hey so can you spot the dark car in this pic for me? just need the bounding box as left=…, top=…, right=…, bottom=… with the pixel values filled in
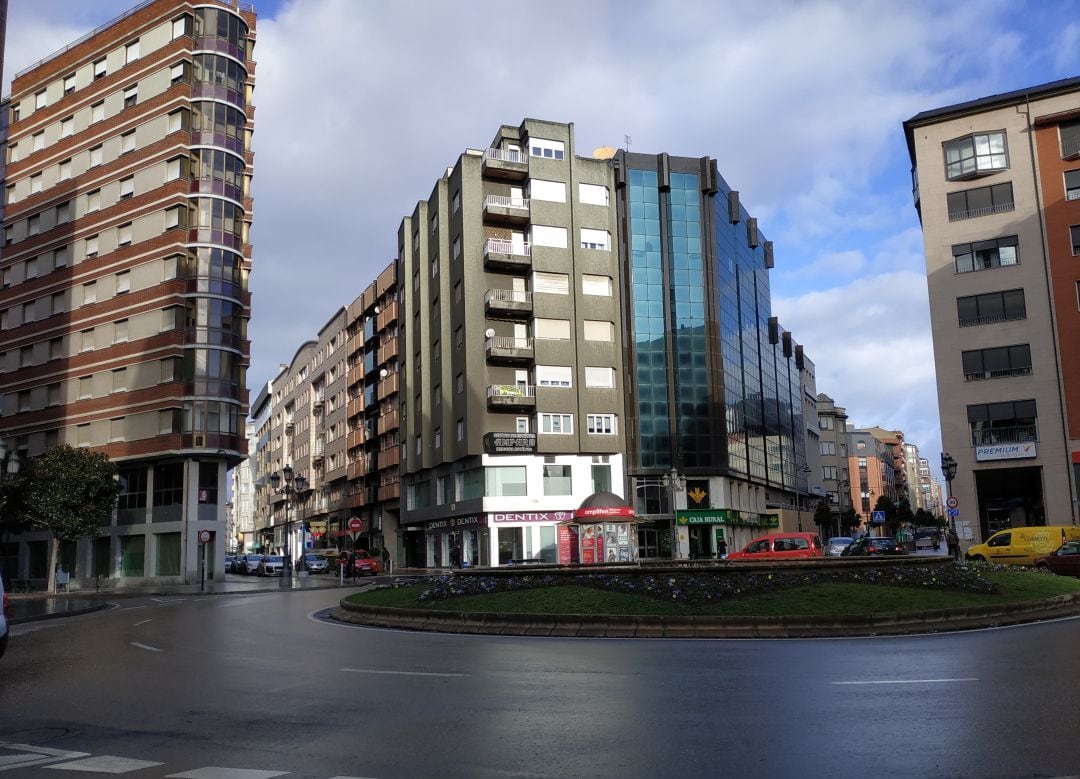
left=841, top=536, right=905, bottom=556
left=1034, top=541, right=1080, bottom=577
left=224, top=554, right=236, bottom=573
left=237, top=554, right=264, bottom=575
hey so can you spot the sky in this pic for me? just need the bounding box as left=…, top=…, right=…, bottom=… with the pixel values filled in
left=6, top=0, right=1080, bottom=487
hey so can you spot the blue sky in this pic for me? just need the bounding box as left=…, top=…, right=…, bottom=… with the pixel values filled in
left=7, top=0, right=1080, bottom=487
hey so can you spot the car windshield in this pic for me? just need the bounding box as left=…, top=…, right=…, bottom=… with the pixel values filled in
left=828, top=538, right=852, bottom=545
left=264, top=556, right=283, bottom=563
left=247, top=555, right=263, bottom=561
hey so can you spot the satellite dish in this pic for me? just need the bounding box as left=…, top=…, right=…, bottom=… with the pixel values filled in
left=374, top=305, right=380, bottom=314
left=485, top=328, right=495, bottom=338
left=379, top=368, right=388, bottom=378
left=592, top=146, right=617, bottom=160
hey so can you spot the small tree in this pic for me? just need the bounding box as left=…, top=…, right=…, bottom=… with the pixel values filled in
left=913, top=507, right=935, bottom=527
left=25, top=445, right=120, bottom=592
left=0, top=465, right=32, bottom=545
left=813, top=499, right=833, bottom=538
left=839, top=507, right=859, bottom=536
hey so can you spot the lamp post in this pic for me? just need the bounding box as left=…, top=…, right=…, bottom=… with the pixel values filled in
left=270, top=465, right=307, bottom=583
left=662, top=469, right=686, bottom=558
left=794, top=464, right=812, bottom=532
left=0, top=441, right=22, bottom=540
left=941, top=452, right=957, bottom=533
left=837, top=479, right=850, bottom=537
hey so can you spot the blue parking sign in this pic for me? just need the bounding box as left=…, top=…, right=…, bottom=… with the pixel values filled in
left=947, top=508, right=959, bottom=517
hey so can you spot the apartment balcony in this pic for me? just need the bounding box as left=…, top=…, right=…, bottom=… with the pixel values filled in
left=347, top=396, right=365, bottom=418
left=345, top=492, right=365, bottom=509
left=970, top=423, right=1038, bottom=447
left=312, top=388, right=325, bottom=410
left=377, top=372, right=399, bottom=400
left=377, top=411, right=400, bottom=435
left=347, top=460, right=366, bottom=481
left=482, top=147, right=529, bottom=179
left=347, top=428, right=366, bottom=449
left=487, top=384, right=536, bottom=411
left=378, top=447, right=401, bottom=469
left=485, top=288, right=533, bottom=319
left=1063, top=135, right=1080, bottom=160
left=376, top=300, right=399, bottom=330
left=347, top=332, right=363, bottom=357
left=378, top=481, right=401, bottom=501
left=483, top=238, right=532, bottom=272
left=485, top=336, right=534, bottom=364
left=312, top=440, right=325, bottom=461
left=377, top=336, right=399, bottom=366
left=482, top=194, right=530, bottom=225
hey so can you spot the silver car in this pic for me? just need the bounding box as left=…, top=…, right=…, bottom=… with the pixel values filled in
left=825, top=537, right=854, bottom=557
left=301, top=554, right=330, bottom=573
left=258, top=555, right=284, bottom=576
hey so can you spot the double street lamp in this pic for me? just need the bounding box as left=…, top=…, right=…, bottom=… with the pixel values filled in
left=941, top=452, right=957, bottom=532
left=270, top=465, right=307, bottom=582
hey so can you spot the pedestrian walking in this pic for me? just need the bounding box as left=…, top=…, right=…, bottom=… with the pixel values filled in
left=381, top=547, right=391, bottom=574
left=947, top=528, right=961, bottom=561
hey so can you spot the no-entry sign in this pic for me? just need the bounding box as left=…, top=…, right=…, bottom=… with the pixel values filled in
left=347, top=518, right=363, bottom=533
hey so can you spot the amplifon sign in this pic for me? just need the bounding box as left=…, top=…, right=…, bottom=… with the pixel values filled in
left=489, top=511, right=574, bottom=523
left=975, top=442, right=1037, bottom=462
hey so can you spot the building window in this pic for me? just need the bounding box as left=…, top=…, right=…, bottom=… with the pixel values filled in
left=582, top=274, right=613, bottom=296
left=80, top=329, right=94, bottom=352
left=820, top=441, right=836, bottom=456
left=32, top=131, right=44, bottom=152
left=591, top=458, right=612, bottom=493
left=822, top=466, right=839, bottom=480
left=580, top=228, right=611, bottom=251
left=584, top=366, right=615, bottom=388
left=957, top=289, right=1026, bottom=327
left=452, top=236, right=461, bottom=260
left=120, top=176, right=134, bottom=199
left=967, top=399, right=1037, bottom=446
left=452, top=190, right=460, bottom=214
left=529, top=138, right=564, bottom=160
left=116, top=270, right=130, bottom=294
left=953, top=236, right=1018, bottom=273
left=56, top=201, right=70, bottom=224
left=947, top=182, right=1014, bottom=221
left=60, top=116, right=74, bottom=138
left=456, top=418, right=464, bottom=441
left=121, top=131, right=136, bottom=154
left=59, top=159, right=72, bottom=181
left=93, top=58, right=107, bottom=79
left=123, top=85, right=138, bottom=108
left=89, top=145, right=103, bottom=167
left=539, top=413, right=573, bottom=434
left=166, top=157, right=183, bottom=181
left=19, top=346, right=33, bottom=367
left=943, top=131, right=1008, bottom=180
left=63, top=74, right=76, bottom=94
left=515, top=417, right=529, bottom=433
left=27, top=215, right=40, bottom=236
left=30, top=173, right=42, bottom=193
left=486, top=466, right=527, bottom=497
left=86, top=189, right=101, bottom=212
left=34, top=90, right=47, bottom=110
left=85, top=235, right=99, bottom=259
left=818, top=415, right=835, bottom=431
left=22, top=302, right=35, bottom=323
left=125, top=40, right=140, bottom=64
left=534, top=318, right=571, bottom=340
left=83, top=281, right=97, bottom=304
left=1061, top=120, right=1080, bottom=159
left=579, top=182, right=609, bottom=206
left=1071, top=225, right=1080, bottom=256
left=543, top=464, right=572, bottom=496
left=586, top=414, right=616, bottom=434
left=170, top=63, right=185, bottom=85
left=433, top=427, right=441, bottom=449
left=536, top=365, right=572, bottom=387
left=455, top=373, right=463, bottom=394
left=583, top=320, right=614, bottom=342
left=117, top=223, right=133, bottom=247
left=91, top=101, right=104, bottom=123
left=533, top=271, right=569, bottom=295
left=962, top=344, right=1032, bottom=381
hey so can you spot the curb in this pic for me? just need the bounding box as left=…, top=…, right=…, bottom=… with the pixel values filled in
left=9, top=602, right=111, bottom=625
left=331, top=592, right=1080, bottom=638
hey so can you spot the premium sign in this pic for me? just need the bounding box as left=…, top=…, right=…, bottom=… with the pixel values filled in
left=489, top=511, right=574, bottom=523
left=975, top=442, right=1037, bottom=461
left=483, top=432, right=537, bottom=454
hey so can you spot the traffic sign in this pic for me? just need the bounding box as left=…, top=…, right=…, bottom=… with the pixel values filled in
left=946, top=496, right=959, bottom=509
left=198, top=529, right=211, bottom=543
left=871, top=511, right=886, bottom=524
left=347, top=517, right=363, bottom=532
left=947, top=508, right=959, bottom=517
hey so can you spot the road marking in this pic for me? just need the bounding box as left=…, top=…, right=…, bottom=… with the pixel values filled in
left=340, top=668, right=467, bottom=677
left=46, top=755, right=163, bottom=773
left=130, top=642, right=163, bottom=653
left=133, top=619, right=152, bottom=627
left=0, top=744, right=90, bottom=772
left=113, top=605, right=146, bottom=611
left=150, top=598, right=185, bottom=605
left=832, top=677, right=978, bottom=685
left=216, top=599, right=254, bottom=608
left=165, top=768, right=289, bottom=778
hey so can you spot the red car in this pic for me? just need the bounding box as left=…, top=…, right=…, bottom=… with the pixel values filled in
left=350, top=550, right=380, bottom=576
left=726, top=532, right=824, bottom=561
left=1034, top=540, right=1080, bottom=577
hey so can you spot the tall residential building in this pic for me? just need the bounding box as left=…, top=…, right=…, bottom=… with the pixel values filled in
left=0, top=0, right=255, bottom=585
left=816, top=393, right=853, bottom=534
left=227, top=418, right=255, bottom=552
left=848, top=429, right=895, bottom=531
left=611, top=151, right=812, bottom=556
left=397, top=119, right=626, bottom=567
left=905, top=77, right=1080, bottom=539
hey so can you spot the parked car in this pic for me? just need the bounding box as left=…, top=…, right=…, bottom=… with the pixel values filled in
left=299, top=553, right=329, bottom=573
left=825, top=537, right=853, bottom=557
left=351, top=550, right=380, bottom=575
left=967, top=526, right=1080, bottom=566
left=1034, top=541, right=1080, bottom=577
left=237, top=554, right=263, bottom=575
left=224, top=555, right=236, bottom=573
left=1, top=573, right=8, bottom=660
left=841, top=536, right=905, bottom=557
left=726, top=532, right=824, bottom=561
left=257, top=555, right=285, bottom=577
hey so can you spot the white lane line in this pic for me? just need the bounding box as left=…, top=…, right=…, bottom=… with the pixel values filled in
left=130, top=642, right=163, bottom=653
left=133, top=619, right=152, bottom=627
left=165, top=767, right=290, bottom=778
left=113, top=605, right=146, bottom=611
left=340, top=668, right=467, bottom=677
left=150, top=598, right=185, bottom=605
left=832, top=677, right=978, bottom=685
left=0, top=744, right=90, bottom=773
left=216, top=599, right=255, bottom=608
left=45, top=755, right=164, bottom=772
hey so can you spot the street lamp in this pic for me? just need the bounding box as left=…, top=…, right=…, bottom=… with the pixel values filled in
left=941, top=452, right=957, bottom=532
left=270, top=465, right=307, bottom=583
left=662, top=469, right=686, bottom=559
left=837, top=479, right=850, bottom=537
left=794, top=464, right=812, bottom=532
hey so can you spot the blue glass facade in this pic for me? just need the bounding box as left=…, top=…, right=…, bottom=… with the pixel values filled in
left=622, top=156, right=803, bottom=491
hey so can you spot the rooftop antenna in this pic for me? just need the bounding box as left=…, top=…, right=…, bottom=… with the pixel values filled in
left=624, top=134, right=632, bottom=152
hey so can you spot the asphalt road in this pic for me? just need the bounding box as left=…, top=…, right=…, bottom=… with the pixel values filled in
left=2, top=585, right=1080, bottom=778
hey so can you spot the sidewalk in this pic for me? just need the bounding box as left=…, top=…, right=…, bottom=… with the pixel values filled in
left=5, top=572, right=425, bottom=625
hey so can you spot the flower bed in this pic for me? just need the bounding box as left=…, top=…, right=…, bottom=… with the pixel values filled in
left=411, top=562, right=997, bottom=606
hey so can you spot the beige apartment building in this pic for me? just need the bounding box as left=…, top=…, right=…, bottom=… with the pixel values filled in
left=0, top=0, right=255, bottom=585
left=905, top=78, right=1080, bottom=539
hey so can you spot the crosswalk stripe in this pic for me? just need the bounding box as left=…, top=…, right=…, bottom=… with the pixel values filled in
left=46, top=755, right=164, bottom=773
left=165, top=768, right=289, bottom=778
left=0, top=744, right=90, bottom=773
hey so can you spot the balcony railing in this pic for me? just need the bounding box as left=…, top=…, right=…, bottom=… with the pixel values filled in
left=958, top=310, right=1026, bottom=327
left=485, top=289, right=533, bottom=306
left=484, top=194, right=530, bottom=210
left=965, top=366, right=1033, bottom=381
left=1062, top=134, right=1080, bottom=159
left=970, top=423, right=1038, bottom=446
left=948, top=201, right=1015, bottom=222
left=485, top=148, right=528, bottom=164
left=485, top=238, right=531, bottom=257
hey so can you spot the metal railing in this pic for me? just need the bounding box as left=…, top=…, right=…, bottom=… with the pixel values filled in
left=1062, top=135, right=1080, bottom=159
left=970, top=423, right=1038, bottom=446
left=485, top=238, right=531, bottom=256
left=948, top=201, right=1015, bottom=222
left=484, top=194, right=530, bottom=210
left=485, top=289, right=533, bottom=305
left=487, top=384, right=536, bottom=399
left=964, top=366, right=1032, bottom=381
left=485, top=148, right=528, bottom=164
left=486, top=336, right=534, bottom=351
left=958, top=310, right=1026, bottom=327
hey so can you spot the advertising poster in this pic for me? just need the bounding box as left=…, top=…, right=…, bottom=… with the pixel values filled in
left=594, top=524, right=604, bottom=562
left=582, top=524, right=597, bottom=564
left=557, top=525, right=579, bottom=564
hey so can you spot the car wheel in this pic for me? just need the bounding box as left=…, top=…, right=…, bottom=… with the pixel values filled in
left=970, top=555, right=985, bottom=562
left=1036, top=563, right=1050, bottom=573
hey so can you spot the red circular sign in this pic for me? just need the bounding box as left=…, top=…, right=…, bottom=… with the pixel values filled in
left=198, top=529, right=211, bottom=543
left=347, top=518, right=363, bottom=532
left=946, top=497, right=959, bottom=509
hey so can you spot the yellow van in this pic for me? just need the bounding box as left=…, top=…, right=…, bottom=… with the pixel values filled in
left=966, top=526, right=1080, bottom=566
